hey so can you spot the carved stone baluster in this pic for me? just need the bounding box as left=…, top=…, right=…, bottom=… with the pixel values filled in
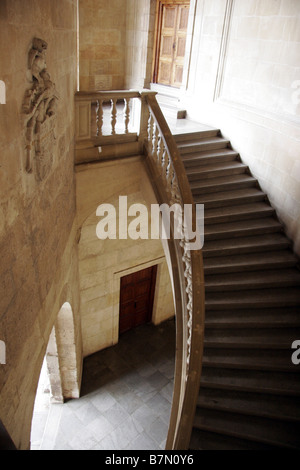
left=96, top=99, right=103, bottom=137
left=148, top=113, right=154, bottom=151
left=152, top=125, right=159, bottom=158
left=162, top=147, right=168, bottom=179
left=111, top=98, right=117, bottom=135
left=139, top=94, right=150, bottom=144
left=167, top=157, right=175, bottom=188
left=181, top=240, right=193, bottom=371
left=124, top=98, right=130, bottom=134
left=157, top=134, right=164, bottom=167
left=170, top=170, right=181, bottom=206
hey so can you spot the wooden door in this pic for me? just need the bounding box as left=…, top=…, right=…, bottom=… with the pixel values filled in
left=155, top=2, right=190, bottom=88
left=119, top=265, right=157, bottom=335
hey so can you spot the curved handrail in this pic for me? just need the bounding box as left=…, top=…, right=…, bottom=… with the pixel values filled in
left=141, top=93, right=205, bottom=450
left=74, top=89, right=205, bottom=448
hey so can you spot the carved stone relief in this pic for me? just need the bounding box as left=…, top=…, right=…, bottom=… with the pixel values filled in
left=22, top=38, right=58, bottom=181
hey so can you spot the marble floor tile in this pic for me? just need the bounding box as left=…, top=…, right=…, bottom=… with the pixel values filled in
left=31, top=319, right=176, bottom=450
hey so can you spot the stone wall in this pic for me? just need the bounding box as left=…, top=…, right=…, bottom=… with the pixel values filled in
left=125, top=0, right=156, bottom=89
left=0, top=0, right=82, bottom=449
left=180, top=0, right=300, bottom=254
left=79, top=0, right=127, bottom=90
left=76, top=157, right=175, bottom=357
left=78, top=0, right=156, bottom=91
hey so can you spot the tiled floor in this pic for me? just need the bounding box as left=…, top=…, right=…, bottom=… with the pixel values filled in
left=31, top=319, right=176, bottom=451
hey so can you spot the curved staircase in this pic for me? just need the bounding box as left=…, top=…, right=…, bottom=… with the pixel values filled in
left=174, top=128, right=300, bottom=450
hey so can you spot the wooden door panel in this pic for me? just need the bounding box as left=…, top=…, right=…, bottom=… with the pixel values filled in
left=157, top=5, right=177, bottom=86
left=161, top=35, right=174, bottom=56
left=171, top=4, right=189, bottom=87
left=162, top=5, right=176, bottom=29
left=135, top=311, right=149, bottom=328
left=135, top=267, right=152, bottom=281
left=135, top=280, right=151, bottom=298
left=119, top=302, right=135, bottom=334
left=119, top=265, right=157, bottom=335
left=173, top=65, right=183, bottom=88
left=120, top=285, right=134, bottom=303
left=155, top=2, right=190, bottom=88
left=135, top=298, right=149, bottom=311
left=158, top=61, right=172, bottom=85
left=121, top=272, right=135, bottom=286
left=178, top=4, right=189, bottom=31
left=176, top=36, right=187, bottom=58
left=120, top=302, right=135, bottom=314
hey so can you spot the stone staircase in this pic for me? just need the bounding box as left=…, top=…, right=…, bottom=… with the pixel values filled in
left=174, top=129, right=300, bottom=450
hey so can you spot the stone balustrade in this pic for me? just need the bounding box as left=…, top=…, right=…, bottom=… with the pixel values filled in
left=74, top=89, right=205, bottom=450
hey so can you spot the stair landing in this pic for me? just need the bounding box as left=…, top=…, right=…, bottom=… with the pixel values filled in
left=168, top=118, right=218, bottom=139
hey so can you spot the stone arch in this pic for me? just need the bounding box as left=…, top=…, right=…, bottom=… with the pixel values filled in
left=52, top=301, right=81, bottom=399
left=45, top=324, right=64, bottom=403
left=36, top=300, right=80, bottom=405
left=31, top=293, right=82, bottom=448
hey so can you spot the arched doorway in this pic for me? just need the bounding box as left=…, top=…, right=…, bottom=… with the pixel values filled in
left=30, top=325, right=63, bottom=450
left=30, top=302, right=80, bottom=450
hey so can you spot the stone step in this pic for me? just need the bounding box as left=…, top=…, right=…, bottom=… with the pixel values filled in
left=204, top=327, right=300, bottom=349
left=200, top=367, right=300, bottom=396
left=182, top=148, right=239, bottom=167
left=204, top=307, right=300, bottom=329
left=160, top=104, right=187, bottom=120
left=204, top=217, right=283, bottom=241
left=178, top=137, right=230, bottom=155
left=193, top=408, right=300, bottom=449
left=186, top=161, right=248, bottom=181
left=205, top=287, right=300, bottom=310
left=204, top=202, right=274, bottom=225
left=197, top=389, right=300, bottom=422
left=202, top=349, right=299, bottom=373
left=203, top=233, right=291, bottom=257
left=174, top=129, right=220, bottom=143
left=190, top=429, right=279, bottom=450
left=195, top=187, right=267, bottom=209
left=204, top=249, right=298, bottom=275
left=205, top=268, right=300, bottom=292
left=191, top=174, right=257, bottom=194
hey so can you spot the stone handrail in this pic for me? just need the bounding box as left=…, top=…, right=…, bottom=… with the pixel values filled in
left=140, top=92, right=205, bottom=449
left=74, top=90, right=205, bottom=449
